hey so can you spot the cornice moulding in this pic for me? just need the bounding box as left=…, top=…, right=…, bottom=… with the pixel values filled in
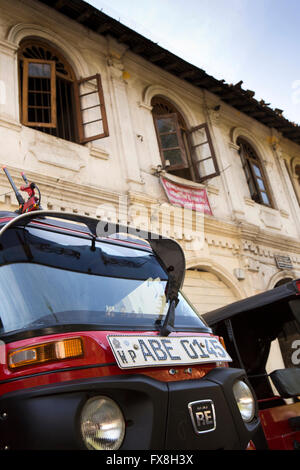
left=89, top=145, right=110, bottom=160
left=0, top=167, right=122, bottom=207
left=0, top=116, right=22, bottom=132
left=0, top=39, right=18, bottom=55
left=241, top=230, right=300, bottom=254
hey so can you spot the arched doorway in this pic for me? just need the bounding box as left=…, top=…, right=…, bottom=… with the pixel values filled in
left=274, top=278, right=293, bottom=288
left=182, top=269, right=238, bottom=315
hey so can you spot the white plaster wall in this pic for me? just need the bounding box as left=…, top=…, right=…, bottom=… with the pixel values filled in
left=0, top=0, right=299, bottom=301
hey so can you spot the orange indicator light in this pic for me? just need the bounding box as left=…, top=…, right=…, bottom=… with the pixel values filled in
left=8, top=337, right=84, bottom=369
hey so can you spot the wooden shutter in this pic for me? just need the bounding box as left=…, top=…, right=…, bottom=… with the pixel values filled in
left=74, top=74, right=109, bottom=143
left=239, top=139, right=272, bottom=207
left=154, top=113, right=188, bottom=170
left=22, top=58, right=57, bottom=128
left=188, top=123, right=220, bottom=182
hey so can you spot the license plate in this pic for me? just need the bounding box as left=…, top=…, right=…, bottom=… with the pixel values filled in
left=107, top=335, right=232, bottom=369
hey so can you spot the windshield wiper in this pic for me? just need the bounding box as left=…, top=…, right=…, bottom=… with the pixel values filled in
left=148, top=238, right=185, bottom=336
left=159, top=298, right=178, bottom=336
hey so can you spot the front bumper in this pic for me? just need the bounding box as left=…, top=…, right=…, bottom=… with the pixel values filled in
left=0, top=367, right=264, bottom=450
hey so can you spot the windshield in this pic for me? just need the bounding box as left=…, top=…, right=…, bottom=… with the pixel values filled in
left=0, top=226, right=209, bottom=336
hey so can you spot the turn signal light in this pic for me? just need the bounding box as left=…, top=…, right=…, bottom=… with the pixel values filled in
left=219, top=336, right=227, bottom=350
left=8, top=337, right=84, bottom=369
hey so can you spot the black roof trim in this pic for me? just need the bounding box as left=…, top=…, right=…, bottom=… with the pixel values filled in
left=203, top=279, right=299, bottom=326
left=0, top=211, right=151, bottom=250
left=36, top=0, right=300, bottom=145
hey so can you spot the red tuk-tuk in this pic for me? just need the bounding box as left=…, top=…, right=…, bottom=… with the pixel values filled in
left=203, top=282, right=300, bottom=450
left=0, top=169, right=265, bottom=450
left=0, top=207, right=266, bottom=450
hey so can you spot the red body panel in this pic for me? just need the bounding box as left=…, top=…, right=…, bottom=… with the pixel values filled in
left=0, top=331, right=224, bottom=396
left=259, top=401, right=300, bottom=450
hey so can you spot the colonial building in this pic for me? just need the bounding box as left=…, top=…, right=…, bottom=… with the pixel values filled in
left=0, top=0, right=300, bottom=327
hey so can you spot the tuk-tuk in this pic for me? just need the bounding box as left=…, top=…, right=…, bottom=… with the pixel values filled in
left=203, top=281, right=300, bottom=450
left=0, top=169, right=264, bottom=450
left=0, top=209, right=265, bottom=450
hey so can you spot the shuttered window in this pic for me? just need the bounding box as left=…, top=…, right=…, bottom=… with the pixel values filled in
left=154, top=113, right=188, bottom=170
left=74, top=74, right=109, bottom=143
left=152, top=97, right=219, bottom=183
left=19, top=40, right=109, bottom=144
left=188, top=123, right=220, bottom=182
left=22, top=58, right=57, bottom=128
left=238, top=138, right=272, bottom=207
left=296, top=165, right=300, bottom=187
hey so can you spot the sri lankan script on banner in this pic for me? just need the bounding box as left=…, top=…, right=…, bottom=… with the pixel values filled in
left=160, top=177, right=213, bottom=215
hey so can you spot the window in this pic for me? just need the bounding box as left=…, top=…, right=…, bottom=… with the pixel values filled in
left=152, top=97, right=219, bottom=183
left=22, top=58, right=57, bottom=128
left=152, top=97, right=192, bottom=180
left=294, top=165, right=300, bottom=205
left=18, top=40, right=109, bottom=144
left=189, top=123, right=220, bottom=182
left=295, top=165, right=300, bottom=186
left=284, top=159, right=300, bottom=206
left=237, top=138, right=272, bottom=207
left=154, top=113, right=188, bottom=170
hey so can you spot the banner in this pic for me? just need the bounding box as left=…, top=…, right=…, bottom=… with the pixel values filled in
left=160, top=177, right=213, bottom=215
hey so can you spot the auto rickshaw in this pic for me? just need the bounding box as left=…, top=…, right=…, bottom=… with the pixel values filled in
left=0, top=168, right=264, bottom=450
left=203, top=281, right=300, bottom=450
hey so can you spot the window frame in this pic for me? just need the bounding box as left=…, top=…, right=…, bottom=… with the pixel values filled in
left=238, top=139, right=273, bottom=207
left=187, top=123, right=220, bottom=182
left=153, top=112, right=189, bottom=171
left=151, top=97, right=219, bottom=184
left=74, top=74, right=109, bottom=144
left=284, top=159, right=300, bottom=206
left=22, top=58, right=57, bottom=129
left=18, top=41, right=109, bottom=145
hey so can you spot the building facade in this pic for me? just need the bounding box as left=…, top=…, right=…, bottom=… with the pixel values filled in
left=0, top=0, right=300, bottom=327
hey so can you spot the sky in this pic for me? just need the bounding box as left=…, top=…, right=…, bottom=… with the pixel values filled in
left=86, top=0, right=300, bottom=125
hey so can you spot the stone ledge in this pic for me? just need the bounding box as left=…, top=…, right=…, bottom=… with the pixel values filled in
left=0, top=116, right=22, bottom=132
left=89, top=144, right=110, bottom=160
left=244, top=197, right=255, bottom=207
left=25, top=131, right=86, bottom=172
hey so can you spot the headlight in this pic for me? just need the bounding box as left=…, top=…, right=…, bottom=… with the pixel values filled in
left=233, top=380, right=255, bottom=422
left=80, top=396, right=125, bottom=450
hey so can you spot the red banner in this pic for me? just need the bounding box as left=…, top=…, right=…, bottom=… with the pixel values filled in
left=161, top=177, right=213, bottom=215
